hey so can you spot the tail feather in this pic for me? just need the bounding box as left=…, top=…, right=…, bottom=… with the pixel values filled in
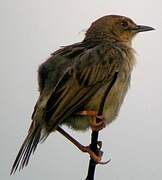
left=10, top=124, right=41, bottom=175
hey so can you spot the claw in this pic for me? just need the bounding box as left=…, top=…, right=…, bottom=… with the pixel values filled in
left=81, top=143, right=110, bottom=165
left=90, top=115, right=106, bottom=132
left=97, top=141, right=102, bottom=150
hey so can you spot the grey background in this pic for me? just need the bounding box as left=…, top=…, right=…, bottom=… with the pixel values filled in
left=0, top=0, right=161, bottom=180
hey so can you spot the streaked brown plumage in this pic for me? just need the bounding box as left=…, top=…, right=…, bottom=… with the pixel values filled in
left=11, top=15, right=154, bottom=174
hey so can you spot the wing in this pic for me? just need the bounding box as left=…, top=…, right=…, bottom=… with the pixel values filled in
left=43, top=43, right=122, bottom=131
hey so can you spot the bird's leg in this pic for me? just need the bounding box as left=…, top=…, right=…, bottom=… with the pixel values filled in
left=56, top=126, right=108, bottom=164
left=76, top=110, right=106, bottom=131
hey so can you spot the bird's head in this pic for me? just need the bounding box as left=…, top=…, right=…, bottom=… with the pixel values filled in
left=85, top=15, right=154, bottom=44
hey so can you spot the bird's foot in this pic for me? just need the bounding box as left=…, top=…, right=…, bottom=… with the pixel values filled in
left=57, top=127, right=110, bottom=165
left=81, top=141, right=110, bottom=164
left=76, top=110, right=106, bottom=132
left=90, top=114, right=106, bottom=132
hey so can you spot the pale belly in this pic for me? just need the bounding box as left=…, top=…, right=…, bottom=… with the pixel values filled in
left=62, top=71, right=130, bottom=131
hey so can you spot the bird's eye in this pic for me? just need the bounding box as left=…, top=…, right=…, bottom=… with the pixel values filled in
left=121, top=21, right=129, bottom=29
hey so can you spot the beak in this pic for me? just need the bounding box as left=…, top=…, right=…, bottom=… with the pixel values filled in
left=134, top=25, right=155, bottom=33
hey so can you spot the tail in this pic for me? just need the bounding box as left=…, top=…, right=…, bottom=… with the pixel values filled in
left=10, top=122, right=42, bottom=175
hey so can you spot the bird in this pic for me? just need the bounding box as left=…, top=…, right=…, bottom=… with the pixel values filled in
left=11, top=15, right=154, bottom=174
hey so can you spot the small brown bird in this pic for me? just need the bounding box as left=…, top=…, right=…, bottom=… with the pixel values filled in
left=11, top=15, right=154, bottom=174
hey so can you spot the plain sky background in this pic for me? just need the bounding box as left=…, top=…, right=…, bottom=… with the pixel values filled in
left=0, top=0, right=162, bottom=180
